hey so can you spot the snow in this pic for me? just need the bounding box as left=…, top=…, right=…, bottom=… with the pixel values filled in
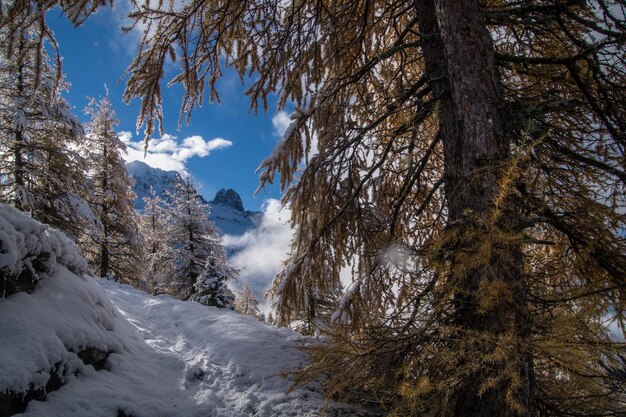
left=0, top=266, right=123, bottom=395
left=95, top=280, right=332, bottom=417
left=1, top=276, right=353, bottom=417
left=209, top=202, right=261, bottom=236
left=0, top=205, right=87, bottom=281
left=0, top=205, right=371, bottom=417
left=128, top=161, right=261, bottom=235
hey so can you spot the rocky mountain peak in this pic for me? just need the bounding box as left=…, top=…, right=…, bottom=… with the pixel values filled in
left=212, top=188, right=244, bottom=212
left=128, top=163, right=261, bottom=235
left=127, top=161, right=182, bottom=211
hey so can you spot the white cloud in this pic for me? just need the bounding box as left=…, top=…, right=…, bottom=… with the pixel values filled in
left=119, top=131, right=232, bottom=172
left=272, top=111, right=291, bottom=137
left=222, top=199, right=293, bottom=312
left=118, top=131, right=133, bottom=144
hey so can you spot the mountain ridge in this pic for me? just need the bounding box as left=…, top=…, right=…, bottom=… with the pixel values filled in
left=127, top=161, right=261, bottom=236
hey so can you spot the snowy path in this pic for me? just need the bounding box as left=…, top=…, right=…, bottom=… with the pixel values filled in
left=14, top=279, right=345, bottom=417
left=97, top=280, right=325, bottom=417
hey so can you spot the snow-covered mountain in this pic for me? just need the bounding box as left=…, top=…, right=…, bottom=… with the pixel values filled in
left=126, top=161, right=261, bottom=235
left=126, top=161, right=181, bottom=212
left=209, top=188, right=262, bottom=236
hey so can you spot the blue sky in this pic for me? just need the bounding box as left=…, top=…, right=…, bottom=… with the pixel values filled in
left=48, top=6, right=290, bottom=211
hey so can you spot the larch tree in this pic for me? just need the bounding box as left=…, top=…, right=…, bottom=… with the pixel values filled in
left=3, top=0, right=625, bottom=416
left=81, top=97, right=144, bottom=286
left=163, top=175, right=224, bottom=300
left=140, top=190, right=170, bottom=293
left=273, top=264, right=343, bottom=335
left=234, top=280, right=261, bottom=319
left=0, top=23, right=95, bottom=240
left=120, top=1, right=626, bottom=415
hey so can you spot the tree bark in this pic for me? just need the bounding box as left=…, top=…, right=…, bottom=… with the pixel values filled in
left=100, top=131, right=110, bottom=278
left=99, top=242, right=109, bottom=278
left=435, top=0, right=507, bottom=215
left=417, top=0, right=532, bottom=415
left=14, top=46, right=25, bottom=211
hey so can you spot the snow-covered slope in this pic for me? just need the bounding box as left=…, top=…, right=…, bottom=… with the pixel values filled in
left=9, top=279, right=340, bottom=417
left=0, top=206, right=372, bottom=417
left=93, top=280, right=331, bottom=417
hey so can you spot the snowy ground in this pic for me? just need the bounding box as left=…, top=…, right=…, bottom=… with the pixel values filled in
left=0, top=206, right=373, bottom=417
left=92, top=279, right=330, bottom=417
left=2, top=277, right=368, bottom=417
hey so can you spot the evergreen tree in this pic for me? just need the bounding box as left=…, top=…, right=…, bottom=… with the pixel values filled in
left=189, top=248, right=236, bottom=309
left=0, top=25, right=95, bottom=239
left=163, top=175, right=222, bottom=300
left=234, top=280, right=261, bottom=319
left=81, top=97, right=143, bottom=285
left=140, top=189, right=170, bottom=294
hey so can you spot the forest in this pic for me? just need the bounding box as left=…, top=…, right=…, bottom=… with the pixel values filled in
left=1, top=1, right=625, bottom=417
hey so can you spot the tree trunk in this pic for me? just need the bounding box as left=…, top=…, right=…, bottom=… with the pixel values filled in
left=99, top=243, right=109, bottom=278
left=13, top=122, right=24, bottom=210
left=100, top=223, right=109, bottom=278
left=100, top=129, right=110, bottom=278
left=14, top=51, right=25, bottom=211
left=417, top=0, right=532, bottom=415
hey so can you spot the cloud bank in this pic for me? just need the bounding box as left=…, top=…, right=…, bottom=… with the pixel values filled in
left=119, top=131, right=232, bottom=172
left=222, top=199, right=293, bottom=312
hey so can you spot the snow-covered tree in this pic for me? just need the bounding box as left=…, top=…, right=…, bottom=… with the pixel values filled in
left=140, top=189, right=170, bottom=293
left=234, top=280, right=261, bottom=319
left=0, top=26, right=95, bottom=239
left=80, top=97, right=143, bottom=285
left=189, top=248, right=236, bottom=309
left=163, top=175, right=223, bottom=300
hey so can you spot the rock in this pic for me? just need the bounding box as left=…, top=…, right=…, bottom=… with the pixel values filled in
left=0, top=346, right=111, bottom=417
left=211, top=189, right=244, bottom=212
left=0, top=363, right=63, bottom=417
left=75, top=347, right=110, bottom=371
